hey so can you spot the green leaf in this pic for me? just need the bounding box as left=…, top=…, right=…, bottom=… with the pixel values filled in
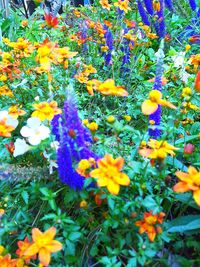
left=142, top=196, right=160, bottom=213
left=167, top=215, right=200, bottom=233
left=21, top=191, right=29, bottom=204
left=68, top=232, right=81, bottom=241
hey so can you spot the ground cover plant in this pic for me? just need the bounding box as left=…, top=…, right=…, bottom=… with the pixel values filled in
left=0, top=0, right=200, bottom=266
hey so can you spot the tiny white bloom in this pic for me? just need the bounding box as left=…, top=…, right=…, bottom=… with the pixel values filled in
left=50, top=141, right=59, bottom=151
left=172, top=52, right=185, bottom=68
left=20, top=117, right=50, bottom=146
left=13, top=138, right=30, bottom=157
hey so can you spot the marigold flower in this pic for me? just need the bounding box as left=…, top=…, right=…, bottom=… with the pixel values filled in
left=0, top=254, right=16, bottom=267
left=32, top=101, right=62, bottom=121
left=107, top=115, right=115, bottom=123
left=114, top=0, right=131, bottom=13
left=153, top=0, right=161, bottom=11
left=8, top=105, right=26, bottom=119
left=87, top=122, right=98, bottom=132
left=139, top=139, right=179, bottom=160
left=97, top=79, right=128, bottom=96
left=173, top=166, right=200, bottom=206
left=16, top=237, right=36, bottom=263
left=194, top=70, right=200, bottom=92
left=0, top=209, right=5, bottom=218
left=90, top=154, right=130, bottom=195
left=0, top=85, right=13, bottom=97
left=124, top=115, right=131, bottom=122
left=24, top=227, right=62, bottom=267
left=100, top=0, right=112, bottom=10
left=0, top=111, right=18, bottom=137
left=76, top=158, right=96, bottom=177
left=135, top=211, right=165, bottom=242
left=141, top=90, right=176, bottom=115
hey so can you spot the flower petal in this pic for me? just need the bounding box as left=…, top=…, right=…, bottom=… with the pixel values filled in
left=173, top=182, right=190, bottom=193
left=193, top=190, right=200, bottom=206
left=39, top=247, right=51, bottom=266
left=141, top=100, right=158, bottom=115
left=24, top=243, right=39, bottom=256
left=107, top=180, right=120, bottom=195
left=45, top=240, right=63, bottom=253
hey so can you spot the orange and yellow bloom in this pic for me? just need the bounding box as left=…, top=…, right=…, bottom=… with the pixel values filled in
left=24, top=227, right=62, bottom=266
left=142, top=90, right=176, bottom=115
left=32, top=101, right=62, bottom=121
left=139, top=139, right=179, bottom=160
left=90, top=154, right=130, bottom=195
left=135, top=211, right=165, bottom=242
left=173, top=166, right=200, bottom=206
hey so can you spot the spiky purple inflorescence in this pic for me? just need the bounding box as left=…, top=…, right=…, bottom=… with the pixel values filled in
left=164, top=0, right=173, bottom=11
left=143, top=0, right=154, bottom=15
left=157, top=0, right=166, bottom=38
left=103, top=25, right=113, bottom=65
left=51, top=89, right=98, bottom=189
left=137, top=1, right=150, bottom=26
left=188, top=0, right=197, bottom=11
left=121, top=28, right=134, bottom=74
left=148, top=45, right=165, bottom=139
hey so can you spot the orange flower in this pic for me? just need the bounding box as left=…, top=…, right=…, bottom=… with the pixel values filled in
left=90, top=154, right=130, bottom=195
left=135, top=211, right=165, bottom=242
left=114, top=0, right=131, bottom=13
left=44, top=13, right=59, bottom=28
left=153, top=0, right=160, bottom=11
left=141, top=90, right=176, bottom=115
left=0, top=85, right=13, bottom=97
left=8, top=105, right=26, bottom=119
left=0, top=118, right=16, bottom=138
left=32, top=101, right=62, bottom=121
left=189, top=54, right=200, bottom=71
left=97, top=79, right=128, bottom=96
left=76, top=158, right=96, bottom=177
left=99, top=0, right=112, bottom=10
left=0, top=254, right=16, bottom=267
left=173, top=166, right=200, bottom=206
left=139, top=139, right=179, bottom=160
left=16, top=236, right=36, bottom=263
left=24, top=227, right=62, bottom=267
left=194, top=69, right=200, bottom=92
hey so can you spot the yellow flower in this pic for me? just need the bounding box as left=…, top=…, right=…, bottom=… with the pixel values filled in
left=82, top=119, right=89, bottom=126
left=124, top=115, right=131, bottom=122
left=173, top=166, right=200, bottom=206
left=0, top=75, right=7, bottom=82
left=0, top=85, right=13, bottom=97
left=185, top=44, right=191, bottom=52
left=76, top=158, right=96, bottom=177
left=181, top=87, right=192, bottom=97
left=97, top=79, right=128, bottom=96
left=87, top=122, right=98, bottom=132
left=8, top=105, right=26, bottom=119
left=99, top=0, right=112, bottom=10
left=114, top=0, right=131, bottom=13
left=80, top=200, right=88, bottom=208
left=141, top=90, right=176, bottom=115
left=0, top=245, right=5, bottom=255
left=107, top=115, right=115, bottom=123
left=0, top=209, right=5, bottom=218
left=148, top=139, right=179, bottom=159
left=32, top=101, right=62, bottom=121
left=90, top=154, right=130, bottom=195
left=24, top=227, right=62, bottom=267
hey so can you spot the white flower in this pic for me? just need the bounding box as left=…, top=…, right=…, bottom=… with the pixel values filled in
left=20, top=117, right=50, bottom=146
left=50, top=141, right=59, bottom=151
left=13, top=138, right=30, bottom=157
left=172, top=52, right=185, bottom=68
left=0, top=110, right=18, bottom=128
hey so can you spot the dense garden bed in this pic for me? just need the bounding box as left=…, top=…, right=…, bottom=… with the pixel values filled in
left=0, top=0, right=200, bottom=266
